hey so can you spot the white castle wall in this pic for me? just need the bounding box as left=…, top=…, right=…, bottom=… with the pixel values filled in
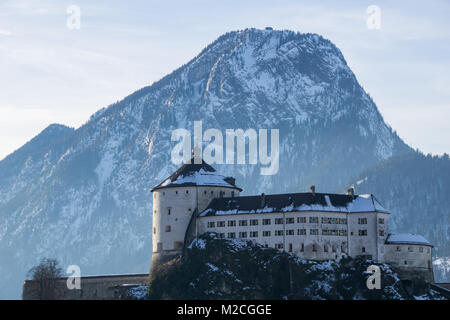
left=198, top=211, right=387, bottom=261
left=384, top=243, right=432, bottom=269
left=152, top=186, right=240, bottom=253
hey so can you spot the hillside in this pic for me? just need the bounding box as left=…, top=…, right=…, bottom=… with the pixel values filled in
left=351, top=152, right=450, bottom=281
left=0, top=28, right=447, bottom=298
left=147, top=233, right=446, bottom=300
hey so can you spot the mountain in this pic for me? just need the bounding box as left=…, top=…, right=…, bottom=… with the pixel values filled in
left=146, top=233, right=446, bottom=300
left=350, top=152, right=450, bottom=282
left=0, top=28, right=446, bottom=299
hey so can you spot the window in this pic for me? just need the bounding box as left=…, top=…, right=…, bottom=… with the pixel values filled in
left=312, top=244, right=317, bottom=252
left=220, top=191, right=224, bottom=198
left=396, top=246, right=401, bottom=252
left=309, top=217, right=318, bottom=223
left=250, top=231, right=258, bottom=238
left=165, top=225, right=171, bottom=232
left=286, top=229, right=294, bottom=236
left=250, top=219, right=258, bottom=226
left=275, top=230, right=284, bottom=236
left=262, top=219, right=271, bottom=225
left=419, top=247, right=423, bottom=253
left=321, top=217, right=334, bottom=224
left=339, top=218, right=347, bottom=225
left=167, top=208, right=171, bottom=215
left=297, top=217, right=306, bottom=223
left=300, top=243, right=304, bottom=252
left=275, top=218, right=283, bottom=225
left=324, top=245, right=328, bottom=252
left=153, top=227, right=156, bottom=234
left=207, top=221, right=215, bottom=228
left=427, top=248, right=430, bottom=253
left=218, top=233, right=225, bottom=238
left=286, top=217, right=294, bottom=224
left=358, top=217, right=367, bottom=224
left=262, top=231, right=271, bottom=237
left=332, top=245, right=336, bottom=253
left=227, top=232, right=236, bottom=239
left=362, top=247, right=365, bottom=253
left=408, top=246, right=413, bottom=252
left=227, top=220, right=236, bottom=227
left=275, top=243, right=284, bottom=249
left=163, top=192, right=165, bottom=196
left=297, top=229, right=306, bottom=235
left=358, top=229, right=368, bottom=236
left=310, top=229, right=319, bottom=235
left=217, top=221, right=225, bottom=227
left=341, top=245, right=345, bottom=253
left=239, top=220, right=248, bottom=226
left=186, top=190, right=189, bottom=194
left=378, top=218, right=384, bottom=224
left=379, top=230, right=384, bottom=236
left=339, top=230, right=347, bottom=236
left=404, top=260, right=408, bottom=265
left=239, top=232, right=247, bottom=238
left=231, top=191, right=235, bottom=198
left=176, top=191, right=178, bottom=195
left=211, top=191, right=214, bottom=195
left=288, top=243, right=293, bottom=252
left=204, top=190, right=207, bottom=195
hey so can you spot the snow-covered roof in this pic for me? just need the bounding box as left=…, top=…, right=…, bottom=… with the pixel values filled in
left=151, top=157, right=241, bottom=191
left=386, top=234, right=432, bottom=247
left=199, top=192, right=389, bottom=217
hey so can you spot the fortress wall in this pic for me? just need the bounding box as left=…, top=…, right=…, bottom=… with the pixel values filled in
left=22, top=273, right=148, bottom=300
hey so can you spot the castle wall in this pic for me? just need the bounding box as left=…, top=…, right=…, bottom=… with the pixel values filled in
left=200, top=211, right=357, bottom=261
left=22, top=274, right=148, bottom=300
left=383, top=243, right=433, bottom=273
left=151, top=185, right=240, bottom=276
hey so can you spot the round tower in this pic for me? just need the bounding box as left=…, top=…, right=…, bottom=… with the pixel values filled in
left=149, top=157, right=241, bottom=277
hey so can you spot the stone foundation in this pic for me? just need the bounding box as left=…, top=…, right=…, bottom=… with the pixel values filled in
left=22, top=273, right=149, bottom=300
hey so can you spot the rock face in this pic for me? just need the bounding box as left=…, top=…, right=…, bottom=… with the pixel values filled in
left=147, top=233, right=446, bottom=300
left=0, top=28, right=448, bottom=299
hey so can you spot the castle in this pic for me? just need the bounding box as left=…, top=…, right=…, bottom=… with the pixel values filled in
left=150, top=154, right=434, bottom=282
left=23, top=154, right=437, bottom=299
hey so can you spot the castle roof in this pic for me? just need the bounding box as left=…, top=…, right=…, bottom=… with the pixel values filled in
left=386, top=234, right=432, bottom=247
left=151, top=157, right=241, bottom=192
left=199, top=192, right=389, bottom=216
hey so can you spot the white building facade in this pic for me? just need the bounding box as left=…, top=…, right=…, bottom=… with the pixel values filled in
left=150, top=158, right=434, bottom=282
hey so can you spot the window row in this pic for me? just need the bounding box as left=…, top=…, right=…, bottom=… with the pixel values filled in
left=209, top=228, right=347, bottom=237
left=154, top=190, right=235, bottom=197
left=206, top=216, right=349, bottom=227
left=395, top=246, right=430, bottom=253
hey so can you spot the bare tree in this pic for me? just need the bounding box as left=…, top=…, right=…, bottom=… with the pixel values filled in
left=27, top=258, right=63, bottom=300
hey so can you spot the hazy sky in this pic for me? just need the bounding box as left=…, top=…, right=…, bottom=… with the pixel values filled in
left=1, top=0, right=449, bottom=160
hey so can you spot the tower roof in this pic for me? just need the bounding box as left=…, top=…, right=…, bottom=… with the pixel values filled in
left=151, top=157, right=241, bottom=192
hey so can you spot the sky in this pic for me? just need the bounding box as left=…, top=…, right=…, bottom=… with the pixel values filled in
left=0, top=0, right=449, bottom=160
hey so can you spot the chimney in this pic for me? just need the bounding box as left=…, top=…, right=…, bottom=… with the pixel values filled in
left=347, top=187, right=354, bottom=196
left=310, top=185, right=315, bottom=195
left=261, top=193, right=266, bottom=207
